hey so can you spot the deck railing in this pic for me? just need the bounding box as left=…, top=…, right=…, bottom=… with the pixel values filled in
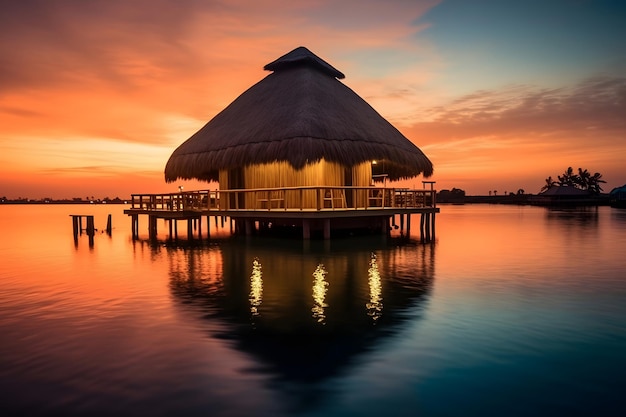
left=128, top=186, right=436, bottom=212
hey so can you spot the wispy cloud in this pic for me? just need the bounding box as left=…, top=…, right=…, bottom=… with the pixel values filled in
left=409, top=76, right=626, bottom=142
left=1, top=0, right=440, bottom=145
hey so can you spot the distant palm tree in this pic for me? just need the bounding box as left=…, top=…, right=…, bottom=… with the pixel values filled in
left=588, top=172, right=606, bottom=194
left=576, top=168, right=592, bottom=190
left=558, top=167, right=577, bottom=186
left=541, top=176, right=558, bottom=192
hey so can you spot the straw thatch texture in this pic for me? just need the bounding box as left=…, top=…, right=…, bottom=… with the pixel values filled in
left=165, top=46, right=433, bottom=183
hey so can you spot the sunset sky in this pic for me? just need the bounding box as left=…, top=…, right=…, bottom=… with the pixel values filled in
left=1, top=0, right=625, bottom=199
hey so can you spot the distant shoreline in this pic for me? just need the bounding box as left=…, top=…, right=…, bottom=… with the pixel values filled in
left=1, top=194, right=612, bottom=206
left=436, top=193, right=611, bottom=206
left=0, top=200, right=128, bottom=205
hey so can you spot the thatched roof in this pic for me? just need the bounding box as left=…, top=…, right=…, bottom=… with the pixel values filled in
left=165, top=46, right=433, bottom=182
left=610, top=184, right=626, bottom=195
left=539, top=185, right=590, bottom=196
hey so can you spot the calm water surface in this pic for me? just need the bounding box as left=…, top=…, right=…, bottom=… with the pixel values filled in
left=1, top=204, right=625, bottom=416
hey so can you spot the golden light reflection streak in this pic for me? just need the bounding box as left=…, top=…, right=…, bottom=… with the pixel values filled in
left=249, top=258, right=263, bottom=317
left=367, top=253, right=383, bottom=322
left=312, top=263, right=329, bottom=324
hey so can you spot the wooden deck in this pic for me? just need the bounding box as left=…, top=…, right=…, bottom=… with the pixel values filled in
left=124, top=186, right=439, bottom=240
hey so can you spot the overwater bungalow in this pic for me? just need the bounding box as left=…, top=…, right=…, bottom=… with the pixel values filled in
left=125, top=47, right=438, bottom=240
left=528, top=185, right=602, bottom=206
left=609, top=184, right=626, bottom=208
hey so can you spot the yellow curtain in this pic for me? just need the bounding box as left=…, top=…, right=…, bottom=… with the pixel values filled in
left=220, top=160, right=374, bottom=209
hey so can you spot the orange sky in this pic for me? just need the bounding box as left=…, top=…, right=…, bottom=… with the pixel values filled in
left=1, top=0, right=625, bottom=199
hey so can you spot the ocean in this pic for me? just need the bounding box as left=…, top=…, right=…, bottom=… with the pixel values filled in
left=1, top=203, right=624, bottom=416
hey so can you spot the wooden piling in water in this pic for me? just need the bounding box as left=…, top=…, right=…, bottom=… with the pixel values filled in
left=70, top=214, right=98, bottom=246
left=406, top=213, right=411, bottom=236
left=148, top=215, right=157, bottom=239
left=72, top=216, right=80, bottom=238
left=131, top=214, right=139, bottom=239
left=86, top=216, right=95, bottom=236
left=187, top=219, right=194, bottom=239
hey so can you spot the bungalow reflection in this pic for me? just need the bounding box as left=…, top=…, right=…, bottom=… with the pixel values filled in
left=167, top=238, right=434, bottom=407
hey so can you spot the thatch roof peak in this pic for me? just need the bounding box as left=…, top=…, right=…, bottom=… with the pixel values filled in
left=264, top=46, right=345, bottom=79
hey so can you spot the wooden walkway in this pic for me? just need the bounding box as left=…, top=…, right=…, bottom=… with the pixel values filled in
left=124, top=186, right=438, bottom=240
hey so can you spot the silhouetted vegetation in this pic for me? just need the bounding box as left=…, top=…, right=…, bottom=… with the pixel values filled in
left=542, top=167, right=606, bottom=194
left=437, top=188, right=465, bottom=203
left=0, top=196, right=127, bottom=204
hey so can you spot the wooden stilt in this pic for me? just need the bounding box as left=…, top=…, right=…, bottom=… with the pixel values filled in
left=406, top=213, right=411, bottom=237
left=323, top=219, right=331, bottom=240
left=131, top=214, right=138, bottom=239
left=187, top=219, right=193, bottom=240
left=148, top=215, right=157, bottom=239
left=431, top=212, right=436, bottom=240
left=303, top=219, right=311, bottom=239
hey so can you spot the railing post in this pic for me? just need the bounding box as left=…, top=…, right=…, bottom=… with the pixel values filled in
left=317, top=188, right=321, bottom=211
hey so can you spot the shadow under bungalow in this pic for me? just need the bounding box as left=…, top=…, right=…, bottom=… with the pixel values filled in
left=125, top=47, right=438, bottom=240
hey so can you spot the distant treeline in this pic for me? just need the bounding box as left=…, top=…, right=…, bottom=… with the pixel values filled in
left=436, top=188, right=611, bottom=205
left=0, top=197, right=128, bottom=204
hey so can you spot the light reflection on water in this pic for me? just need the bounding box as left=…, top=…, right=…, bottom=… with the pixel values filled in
left=0, top=204, right=625, bottom=416
left=249, top=258, right=263, bottom=318
left=311, top=263, right=328, bottom=324
left=366, top=253, right=383, bottom=322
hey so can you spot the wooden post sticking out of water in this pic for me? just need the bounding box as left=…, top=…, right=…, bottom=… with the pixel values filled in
left=72, top=216, right=80, bottom=238
left=86, top=216, right=95, bottom=236
left=106, top=214, right=112, bottom=235
left=70, top=214, right=95, bottom=236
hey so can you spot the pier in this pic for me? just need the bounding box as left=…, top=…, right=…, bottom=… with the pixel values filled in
left=124, top=185, right=438, bottom=241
